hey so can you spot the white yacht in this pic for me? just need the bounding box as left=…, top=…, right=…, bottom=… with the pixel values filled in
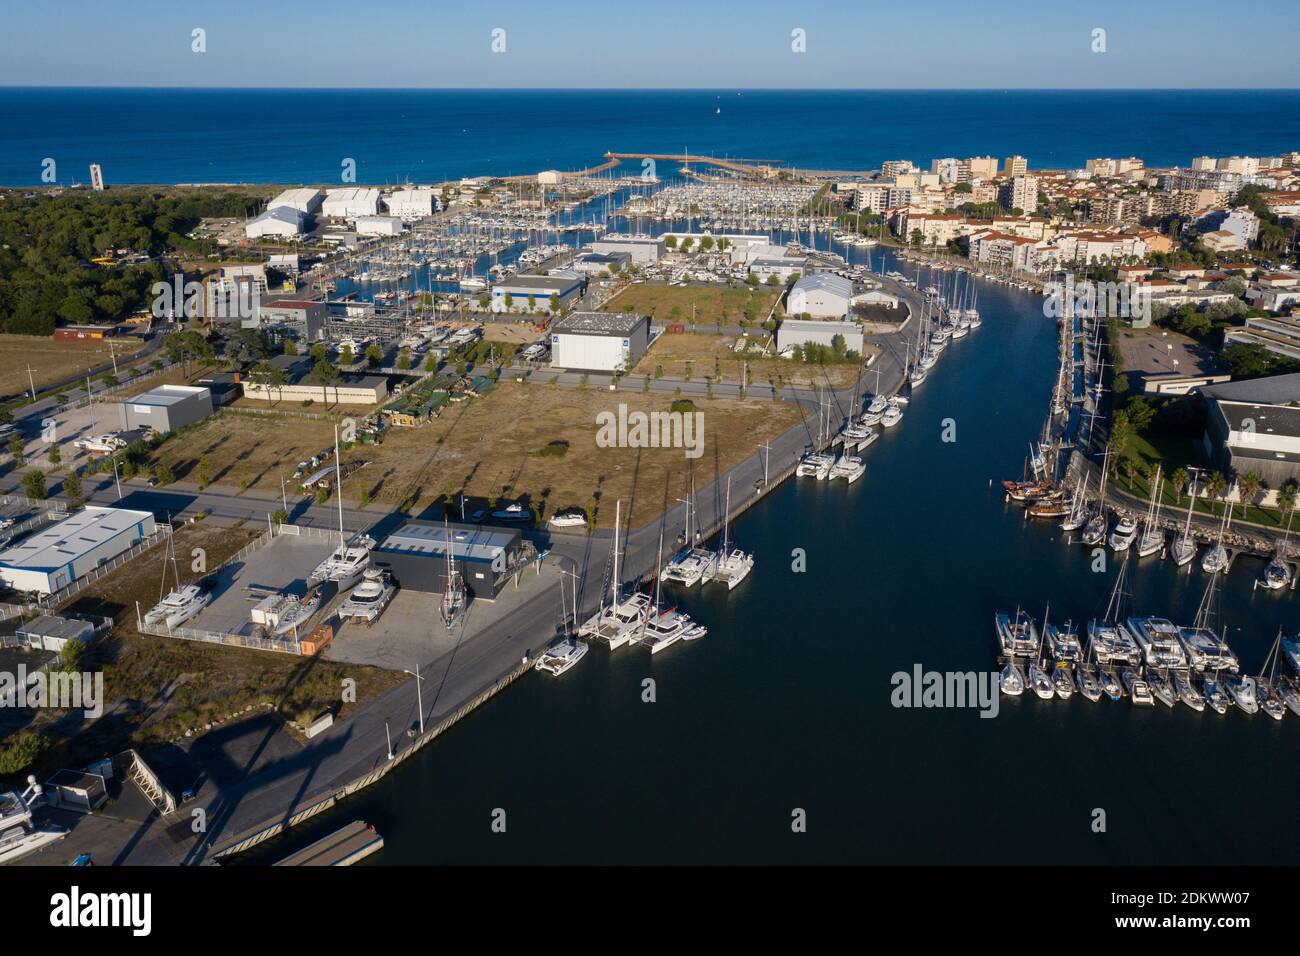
left=309, top=533, right=375, bottom=590
left=143, top=583, right=209, bottom=629
left=0, top=781, right=66, bottom=865
left=830, top=455, right=866, bottom=483
left=880, top=402, right=903, bottom=429
left=865, top=392, right=888, bottom=416
left=1086, top=620, right=1141, bottom=666
left=860, top=407, right=884, bottom=427
left=1125, top=617, right=1189, bottom=669
left=1202, top=674, right=1231, bottom=714
left=548, top=511, right=587, bottom=530
left=1029, top=660, right=1055, bottom=700
left=1222, top=674, right=1258, bottom=715
left=1052, top=664, right=1075, bottom=699
left=1145, top=670, right=1175, bottom=708
left=1107, top=510, right=1139, bottom=552
left=1201, top=540, right=1228, bottom=574
left=273, top=590, right=322, bottom=637
left=1261, top=553, right=1291, bottom=590
left=337, top=569, right=397, bottom=625
left=1169, top=535, right=1197, bottom=567
left=708, top=549, right=754, bottom=590
left=534, top=638, right=588, bottom=676
left=1121, top=669, right=1155, bottom=706
left=797, top=453, right=834, bottom=479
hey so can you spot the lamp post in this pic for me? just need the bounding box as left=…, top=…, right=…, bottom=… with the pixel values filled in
left=403, top=664, right=425, bottom=735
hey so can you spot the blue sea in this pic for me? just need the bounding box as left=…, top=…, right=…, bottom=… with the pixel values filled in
left=3, top=88, right=1300, bottom=186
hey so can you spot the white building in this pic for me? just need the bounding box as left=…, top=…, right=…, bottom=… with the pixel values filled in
left=322, top=187, right=382, bottom=219
left=354, top=215, right=405, bottom=237
left=246, top=207, right=305, bottom=239
left=549, top=311, right=650, bottom=372
left=590, top=234, right=666, bottom=265
left=776, top=319, right=864, bottom=356
left=385, top=187, right=438, bottom=220
left=268, top=188, right=323, bottom=215
left=0, top=506, right=157, bottom=596
left=786, top=273, right=853, bottom=318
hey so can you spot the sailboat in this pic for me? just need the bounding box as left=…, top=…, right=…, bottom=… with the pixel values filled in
left=1087, top=557, right=1140, bottom=696
left=1135, top=467, right=1165, bottom=557
left=579, top=500, right=651, bottom=648
left=1080, top=450, right=1110, bottom=546
left=143, top=523, right=210, bottom=629
left=635, top=525, right=706, bottom=653
left=662, top=480, right=715, bottom=586
left=440, top=517, right=467, bottom=630
left=1201, top=508, right=1229, bottom=574
left=705, top=477, right=754, bottom=590
left=309, top=424, right=375, bottom=590
left=1170, top=472, right=1199, bottom=567
left=1060, top=474, right=1090, bottom=532
left=1260, top=510, right=1293, bottom=590
left=1256, top=630, right=1287, bottom=720
left=1028, top=610, right=1055, bottom=700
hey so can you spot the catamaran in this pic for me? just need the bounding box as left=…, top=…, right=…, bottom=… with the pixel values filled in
left=797, top=452, right=834, bottom=479
left=830, top=454, right=866, bottom=483
left=704, top=478, right=754, bottom=590
left=579, top=500, right=649, bottom=648
left=536, top=576, right=588, bottom=676
left=662, top=482, right=715, bottom=586
left=309, top=424, right=375, bottom=590
left=143, top=524, right=210, bottom=629
left=1125, top=616, right=1189, bottom=670
left=1087, top=557, right=1141, bottom=670
left=995, top=607, right=1039, bottom=657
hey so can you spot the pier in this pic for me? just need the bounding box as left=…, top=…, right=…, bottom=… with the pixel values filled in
left=273, top=820, right=384, bottom=866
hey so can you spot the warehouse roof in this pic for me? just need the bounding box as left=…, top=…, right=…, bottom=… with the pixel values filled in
left=791, top=273, right=853, bottom=298
left=16, top=615, right=93, bottom=642
left=126, top=384, right=210, bottom=408
left=1201, top=372, right=1300, bottom=406
left=493, top=275, right=584, bottom=293
left=553, top=311, right=648, bottom=336
left=0, top=506, right=153, bottom=571
left=377, top=521, right=519, bottom=564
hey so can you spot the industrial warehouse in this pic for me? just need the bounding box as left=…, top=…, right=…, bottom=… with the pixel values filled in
left=549, top=311, right=651, bottom=372
left=372, top=522, right=525, bottom=599
left=0, top=506, right=157, bottom=596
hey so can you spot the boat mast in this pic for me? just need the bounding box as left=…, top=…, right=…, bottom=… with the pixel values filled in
left=333, top=423, right=345, bottom=548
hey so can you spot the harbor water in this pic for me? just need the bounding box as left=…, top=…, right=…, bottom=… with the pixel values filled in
left=239, top=248, right=1299, bottom=865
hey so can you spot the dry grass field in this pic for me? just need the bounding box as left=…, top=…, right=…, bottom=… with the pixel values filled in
left=145, top=382, right=805, bottom=529
left=634, top=331, right=867, bottom=389
left=602, top=282, right=780, bottom=326
left=0, top=334, right=149, bottom=400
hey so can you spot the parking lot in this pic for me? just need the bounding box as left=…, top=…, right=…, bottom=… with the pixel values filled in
left=185, top=531, right=338, bottom=637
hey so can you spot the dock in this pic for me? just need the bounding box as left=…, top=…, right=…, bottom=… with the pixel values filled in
left=273, top=820, right=384, bottom=866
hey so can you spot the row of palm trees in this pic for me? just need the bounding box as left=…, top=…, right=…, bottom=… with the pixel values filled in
left=1124, top=459, right=1299, bottom=525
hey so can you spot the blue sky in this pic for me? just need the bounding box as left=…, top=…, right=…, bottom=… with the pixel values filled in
left=3, top=0, right=1297, bottom=89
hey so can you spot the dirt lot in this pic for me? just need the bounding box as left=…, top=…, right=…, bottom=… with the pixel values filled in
left=1113, top=325, right=1221, bottom=379
left=143, top=382, right=804, bottom=528
left=0, top=335, right=150, bottom=400
left=602, top=283, right=780, bottom=326
left=6, top=522, right=405, bottom=776
left=636, top=331, right=866, bottom=389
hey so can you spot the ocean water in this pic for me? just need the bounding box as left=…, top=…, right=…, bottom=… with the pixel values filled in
left=3, top=88, right=1300, bottom=186
left=235, top=246, right=1300, bottom=866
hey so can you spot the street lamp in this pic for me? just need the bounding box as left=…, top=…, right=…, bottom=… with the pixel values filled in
left=402, top=664, right=425, bottom=735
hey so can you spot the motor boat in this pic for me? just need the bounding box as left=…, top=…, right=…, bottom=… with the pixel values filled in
left=534, top=638, right=588, bottom=676
left=830, top=455, right=866, bottom=483
left=337, top=569, right=397, bottom=625
left=1080, top=512, right=1107, bottom=547
left=143, top=584, right=209, bottom=629
left=1121, top=669, right=1154, bottom=706
left=635, top=607, right=706, bottom=654
left=491, top=502, right=532, bottom=522
left=880, top=402, right=903, bottom=428
left=1107, top=510, right=1139, bottom=552
left=0, top=784, right=66, bottom=865
left=310, top=533, right=375, bottom=590
left=1222, top=674, right=1258, bottom=715
left=1284, top=635, right=1300, bottom=674
left=273, top=590, right=322, bottom=637
left=548, top=511, right=587, bottom=530
left=865, top=393, right=888, bottom=416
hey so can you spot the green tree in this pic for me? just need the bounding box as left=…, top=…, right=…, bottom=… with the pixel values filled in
left=1170, top=467, right=1189, bottom=504
left=22, top=469, right=46, bottom=500
left=0, top=730, right=47, bottom=775
left=62, top=467, right=83, bottom=504
left=365, top=343, right=383, bottom=367
left=1204, top=471, right=1226, bottom=515
left=8, top=434, right=24, bottom=464
left=309, top=358, right=341, bottom=404
left=1277, top=480, right=1298, bottom=522
left=1237, top=471, right=1262, bottom=513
